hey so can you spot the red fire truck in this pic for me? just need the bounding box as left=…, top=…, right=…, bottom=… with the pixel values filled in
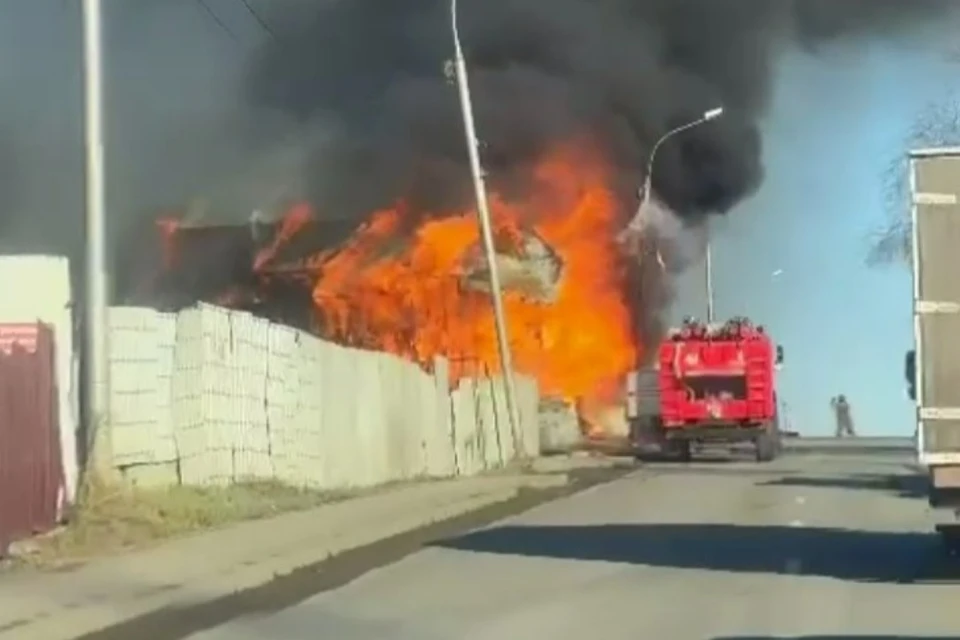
left=629, top=316, right=784, bottom=462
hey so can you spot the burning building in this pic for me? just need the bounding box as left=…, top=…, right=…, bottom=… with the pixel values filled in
left=127, top=143, right=642, bottom=435
left=120, top=203, right=356, bottom=332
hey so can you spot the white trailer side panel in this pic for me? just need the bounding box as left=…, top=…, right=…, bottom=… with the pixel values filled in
left=911, top=148, right=960, bottom=465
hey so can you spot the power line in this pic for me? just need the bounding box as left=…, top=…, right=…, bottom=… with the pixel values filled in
left=194, top=0, right=239, bottom=42
left=192, top=0, right=275, bottom=43
left=239, top=0, right=275, bottom=39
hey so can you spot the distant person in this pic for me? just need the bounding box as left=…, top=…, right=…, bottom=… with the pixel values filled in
left=830, top=394, right=856, bottom=438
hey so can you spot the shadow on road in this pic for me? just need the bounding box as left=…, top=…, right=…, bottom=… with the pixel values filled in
left=635, top=452, right=743, bottom=464
left=435, top=523, right=954, bottom=583
left=758, top=473, right=928, bottom=500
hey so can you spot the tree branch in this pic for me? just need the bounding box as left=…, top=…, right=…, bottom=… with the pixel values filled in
left=869, top=94, right=960, bottom=266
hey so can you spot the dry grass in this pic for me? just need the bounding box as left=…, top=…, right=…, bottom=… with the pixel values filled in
left=8, top=467, right=539, bottom=570
left=21, top=480, right=339, bottom=567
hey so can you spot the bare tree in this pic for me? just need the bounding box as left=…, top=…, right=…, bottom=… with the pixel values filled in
left=868, top=98, right=960, bottom=265
left=868, top=49, right=960, bottom=267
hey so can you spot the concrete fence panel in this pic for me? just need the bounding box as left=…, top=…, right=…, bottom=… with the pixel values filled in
left=515, top=374, right=542, bottom=458
left=490, top=377, right=516, bottom=464
left=228, top=310, right=273, bottom=482
left=278, top=330, right=327, bottom=488
left=427, top=357, right=457, bottom=478
left=187, top=305, right=236, bottom=484
left=109, top=307, right=177, bottom=469
left=321, top=341, right=367, bottom=489
left=475, top=378, right=504, bottom=470
left=376, top=353, right=410, bottom=485
left=450, top=379, right=485, bottom=477
left=349, top=348, right=386, bottom=488
left=419, top=358, right=454, bottom=478
left=264, top=322, right=301, bottom=486
left=345, top=346, right=382, bottom=488
left=169, top=307, right=203, bottom=481
left=397, top=358, right=433, bottom=479
left=106, top=303, right=541, bottom=490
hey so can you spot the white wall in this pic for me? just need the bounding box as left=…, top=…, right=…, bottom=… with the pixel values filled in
left=109, top=303, right=541, bottom=489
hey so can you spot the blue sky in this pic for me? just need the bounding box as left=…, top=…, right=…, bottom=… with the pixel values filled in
left=671, top=37, right=957, bottom=436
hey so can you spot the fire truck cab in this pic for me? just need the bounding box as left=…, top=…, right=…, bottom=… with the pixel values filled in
left=629, top=316, right=784, bottom=462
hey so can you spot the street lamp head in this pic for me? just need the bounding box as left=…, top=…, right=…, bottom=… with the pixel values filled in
left=703, top=107, right=724, bottom=121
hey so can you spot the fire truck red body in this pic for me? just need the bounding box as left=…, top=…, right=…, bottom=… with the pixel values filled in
left=630, top=316, right=783, bottom=462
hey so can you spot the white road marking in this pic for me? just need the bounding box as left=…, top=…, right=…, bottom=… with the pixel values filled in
left=795, top=496, right=806, bottom=505
left=789, top=519, right=804, bottom=527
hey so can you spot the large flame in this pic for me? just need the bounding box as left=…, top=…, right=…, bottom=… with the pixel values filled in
left=311, top=143, right=639, bottom=406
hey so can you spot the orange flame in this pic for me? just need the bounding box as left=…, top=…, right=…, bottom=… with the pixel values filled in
left=254, top=202, right=313, bottom=272
left=311, top=142, right=639, bottom=405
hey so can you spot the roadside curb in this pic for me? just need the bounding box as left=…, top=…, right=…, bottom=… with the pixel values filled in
left=75, top=465, right=631, bottom=640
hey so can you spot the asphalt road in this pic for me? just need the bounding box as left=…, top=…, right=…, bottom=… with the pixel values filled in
left=180, top=449, right=960, bottom=640
left=784, top=436, right=915, bottom=455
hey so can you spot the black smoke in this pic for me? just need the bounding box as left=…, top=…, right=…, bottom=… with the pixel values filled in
left=246, top=0, right=955, bottom=225
left=0, top=2, right=300, bottom=263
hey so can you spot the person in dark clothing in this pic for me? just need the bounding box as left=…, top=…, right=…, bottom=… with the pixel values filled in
left=831, top=394, right=856, bottom=437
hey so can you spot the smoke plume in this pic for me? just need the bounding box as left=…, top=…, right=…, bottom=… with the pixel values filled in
left=246, top=0, right=955, bottom=225
left=0, top=1, right=285, bottom=267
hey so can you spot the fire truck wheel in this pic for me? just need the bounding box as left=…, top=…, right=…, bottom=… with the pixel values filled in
left=755, top=430, right=777, bottom=463
left=664, top=439, right=692, bottom=462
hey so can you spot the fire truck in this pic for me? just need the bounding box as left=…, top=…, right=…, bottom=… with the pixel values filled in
left=628, top=316, right=784, bottom=462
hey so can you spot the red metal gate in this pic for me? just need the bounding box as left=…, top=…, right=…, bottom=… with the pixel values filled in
left=0, top=323, right=63, bottom=553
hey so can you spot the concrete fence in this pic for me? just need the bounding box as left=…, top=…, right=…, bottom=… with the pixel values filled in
left=108, top=303, right=541, bottom=489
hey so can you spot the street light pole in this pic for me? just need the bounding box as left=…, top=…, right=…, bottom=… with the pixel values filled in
left=450, top=0, right=522, bottom=452
left=81, top=0, right=112, bottom=482
left=620, top=107, right=724, bottom=241
left=705, top=225, right=714, bottom=324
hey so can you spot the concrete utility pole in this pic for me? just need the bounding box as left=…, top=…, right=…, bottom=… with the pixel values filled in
left=81, top=0, right=113, bottom=482
left=705, top=223, right=715, bottom=324
left=450, top=0, right=522, bottom=451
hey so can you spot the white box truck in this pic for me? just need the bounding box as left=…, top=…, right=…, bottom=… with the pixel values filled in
left=908, top=146, right=960, bottom=549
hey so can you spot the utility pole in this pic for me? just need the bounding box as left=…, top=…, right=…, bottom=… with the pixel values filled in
left=81, top=0, right=113, bottom=483
left=705, top=223, right=715, bottom=324
left=450, top=0, right=522, bottom=452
